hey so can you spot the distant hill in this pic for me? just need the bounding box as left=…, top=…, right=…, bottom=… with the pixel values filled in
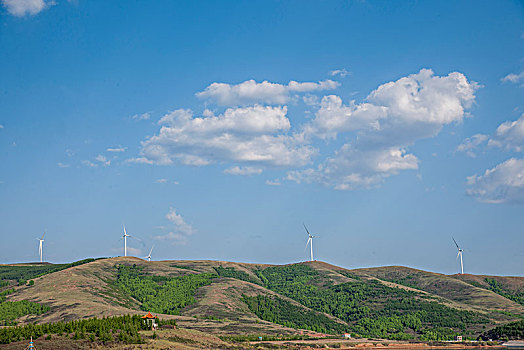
left=1, top=258, right=523, bottom=341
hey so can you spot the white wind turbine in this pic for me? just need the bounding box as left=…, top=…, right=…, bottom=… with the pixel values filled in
left=452, top=237, right=464, bottom=274
left=145, top=246, right=154, bottom=262
left=303, top=224, right=316, bottom=262
left=122, top=225, right=131, bottom=257
left=37, top=232, right=45, bottom=263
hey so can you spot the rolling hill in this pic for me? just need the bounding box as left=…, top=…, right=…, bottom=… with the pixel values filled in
left=1, top=257, right=523, bottom=346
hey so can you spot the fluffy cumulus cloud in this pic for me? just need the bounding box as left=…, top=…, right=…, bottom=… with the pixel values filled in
left=154, top=207, right=195, bottom=244
left=135, top=69, right=477, bottom=190
left=458, top=114, right=524, bottom=155
left=196, top=79, right=339, bottom=106
left=488, top=114, right=524, bottom=151
left=138, top=106, right=315, bottom=167
left=2, top=0, right=49, bottom=16
left=467, top=158, right=524, bottom=203
left=292, top=69, right=478, bottom=189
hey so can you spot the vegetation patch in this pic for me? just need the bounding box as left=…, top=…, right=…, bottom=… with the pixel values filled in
left=256, top=264, right=488, bottom=339
left=480, top=319, right=524, bottom=340
left=0, top=300, right=50, bottom=326
left=0, top=314, right=146, bottom=345
left=115, top=264, right=216, bottom=315
left=214, top=266, right=262, bottom=285
left=242, top=294, right=348, bottom=334
left=484, top=278, right=524, bottom=306
left=0, top=258, right=102, bottom=284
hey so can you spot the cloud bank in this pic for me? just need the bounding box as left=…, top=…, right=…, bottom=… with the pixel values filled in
left=135, top=70, right=477, bottom=190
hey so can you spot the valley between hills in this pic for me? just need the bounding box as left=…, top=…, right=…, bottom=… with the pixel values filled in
left=0, top=257, right=523, bottom=349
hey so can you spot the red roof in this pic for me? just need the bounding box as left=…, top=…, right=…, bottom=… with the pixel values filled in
left=142, top=312, right=156, bottom=319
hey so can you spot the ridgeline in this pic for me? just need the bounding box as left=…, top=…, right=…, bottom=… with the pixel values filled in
left=0, top=257, right=523, bottom=348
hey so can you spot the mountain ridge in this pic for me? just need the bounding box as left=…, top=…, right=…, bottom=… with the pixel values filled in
left=1, top=257, right=523, bottom=340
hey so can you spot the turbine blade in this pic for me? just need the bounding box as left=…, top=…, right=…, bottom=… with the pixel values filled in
left=303, top=223, right=311, bottom=237
left=452, top=237, right=459, bottom=249
left=149, top=246, right=154, bottom=256
left=41, top=232, right=45, bottom=240
left=456, top=251, right=460, bottom=260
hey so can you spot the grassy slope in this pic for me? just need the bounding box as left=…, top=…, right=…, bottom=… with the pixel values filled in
left=3, top=258, right=523, bottom=337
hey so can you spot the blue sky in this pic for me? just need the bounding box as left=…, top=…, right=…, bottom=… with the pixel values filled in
left=0, top=1, right=523, bottom=276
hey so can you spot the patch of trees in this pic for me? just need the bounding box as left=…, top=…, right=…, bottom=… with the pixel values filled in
left=242, top=294, right=347, bottom=334
left=479, top=320, right=524, bottom=341
left=0, top=300, right=50, bottom=326
left=0, top=258, right=101, bottom=284
left=213, top=266, right=262, bottom=285
left=115, top=264, right=216, bottom=315
left=0, top=314, right=147, bottom=344
left=0, top=288, right=49, bottom=326
left=255, top=264, right=487, bottom=339
left=484, top=278, right=524, bottom=306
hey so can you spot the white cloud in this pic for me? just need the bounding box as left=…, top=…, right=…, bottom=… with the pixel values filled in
left=196, top=79, right=339, bottom=106
left=0, top=124, right=4, bottom=129
left=2, top=0, right=50, bottom=16
left=456, top=134, right=488, bottom=157
left=155, top=178, right=178, bottom=184
left=165, top=207, right=194, bottom=235
left=57, top=162, right=70, bottom=168
left=224, top=166, right=262, bottom=176
left=130, top=112, right=151, bottom=120
left=501, top=71, right=524, bottom=84
left=106, top=146, right=127, bottom=152
left=467, top=158, right=524, bottom=203
left=306, top=95, right=386, bottom=139
left=488, top=114, right=524, bottom=152
left=329, top=68, right=351, bottom=77
left=133, top=69, right=476, bottom=191
left=288, top=147, right=418, bottom=190
left=139, top=106, right=315, bottom=167
left=265, top=179, right=281, bottom=186
left=292, top=69, right=478, bottom=189
left=95, top=154, right=110, bottom=166
left=127, top=157, right=153, bottom=164
left=154, top=207, right=194, bottom=244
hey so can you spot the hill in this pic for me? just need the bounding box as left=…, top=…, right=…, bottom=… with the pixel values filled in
left=1, top=258, right=523, bottom=347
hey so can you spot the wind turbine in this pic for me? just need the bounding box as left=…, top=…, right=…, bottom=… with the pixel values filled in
left=303, top=224, right=316, bottom=262
left=145, top=246, right=154, bottom=262
left=37, top=232, right=45, bottom=263
left=123, top=225, right=131, bottom=257
left=452, top=237, right=464, bottom=274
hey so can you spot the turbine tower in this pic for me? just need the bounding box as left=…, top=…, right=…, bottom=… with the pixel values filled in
left=37, top=232, right=45, bottom=263
left=303, top=224, right=315, bottom=262
left=145, top=246, right=154, bottom=262
left=123, top=225, right=130, bottom=257
left=452, top=237, right=464, bottom=274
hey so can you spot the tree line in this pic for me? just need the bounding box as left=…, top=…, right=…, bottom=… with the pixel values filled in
left=0, top=314, right=148, bottom=345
